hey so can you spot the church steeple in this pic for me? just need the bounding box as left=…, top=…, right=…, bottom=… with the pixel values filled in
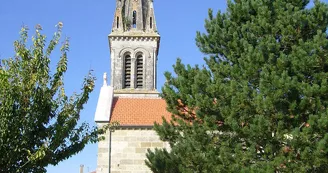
left=108, top=0, right=160, bottom=98
left=111, top=0, right=158, bottom=33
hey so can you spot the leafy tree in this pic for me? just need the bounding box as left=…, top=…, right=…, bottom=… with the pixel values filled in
left=0, top=24, right=110, bottom=172
left=146, top=0, right=328, bottom=172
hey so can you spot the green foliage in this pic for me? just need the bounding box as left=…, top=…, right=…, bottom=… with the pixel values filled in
left=146, top=0, right=328, bottom=172
left=0, top=23, right=114, bottom=173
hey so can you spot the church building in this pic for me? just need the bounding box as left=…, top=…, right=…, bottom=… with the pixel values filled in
left=94, top=0, right=170, bottom=172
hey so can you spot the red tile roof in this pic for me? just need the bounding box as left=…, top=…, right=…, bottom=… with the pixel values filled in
left=110, top=97, right=172, bottom=126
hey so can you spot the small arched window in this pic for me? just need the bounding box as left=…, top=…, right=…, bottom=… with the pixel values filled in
left=124, top=55, right=131, bottom=88
left=150, top=17, right=153, bottom=29
left=133, top=11, right=137, bottom=28
left=117, top=16, right=119, bottom=28
left=116, top=16, right=120, bottom=28
left=136, top=55, right=143, bottom=88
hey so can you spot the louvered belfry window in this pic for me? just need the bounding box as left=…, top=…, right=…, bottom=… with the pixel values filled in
left=136, top=55, right=143, bottom=88
left=124, top=55, right=131, bottom=88
left=133, top=11, right=137, bottom=28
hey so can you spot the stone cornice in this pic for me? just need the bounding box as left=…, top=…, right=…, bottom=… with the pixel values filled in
left=108, top=34, right=160, bottom=42
left=114, top=89, right=160, bottom=94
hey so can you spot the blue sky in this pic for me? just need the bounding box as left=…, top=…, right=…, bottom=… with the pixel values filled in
left=1, top=0, right=327, bottom=172
left=0, top=0, right=226, bottom=172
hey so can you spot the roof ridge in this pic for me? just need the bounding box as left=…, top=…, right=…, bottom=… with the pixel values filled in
left=114, top=97, right=164, bottom=100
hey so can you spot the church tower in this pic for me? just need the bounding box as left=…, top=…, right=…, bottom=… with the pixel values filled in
left=95, top=1, right=170, bottom=173
left=109, top=0, right=160, bottom=97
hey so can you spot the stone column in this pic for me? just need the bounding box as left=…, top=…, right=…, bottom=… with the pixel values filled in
left=145, top=49, right=154, bottom=90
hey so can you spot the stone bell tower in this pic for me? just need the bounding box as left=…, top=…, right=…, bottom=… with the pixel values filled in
left=95, top=1, right=166, bottom=173
left=109, top=0, right=160, bottom=97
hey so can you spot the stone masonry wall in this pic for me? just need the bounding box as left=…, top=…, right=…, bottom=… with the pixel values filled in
left=97, top=128, right=169, bottom=173
left=97, top=123, right=110, bottom=173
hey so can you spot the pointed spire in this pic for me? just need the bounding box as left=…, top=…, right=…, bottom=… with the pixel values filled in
left=111, top=0, right=158, bottom=34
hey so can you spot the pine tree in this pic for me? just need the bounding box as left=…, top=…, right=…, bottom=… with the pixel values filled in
left=146, top=0, right=328, bottom=172
left=0, top=24, right=113, bottom=172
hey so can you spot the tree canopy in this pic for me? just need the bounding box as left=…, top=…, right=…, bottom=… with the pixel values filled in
left=146, top=0, right=328, bottom=172
left=0, top=24, right=109, bottom=172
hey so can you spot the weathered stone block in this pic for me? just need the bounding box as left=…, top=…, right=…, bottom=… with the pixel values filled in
left=124, top=136, right=137, bottom=141
left=128, top=142, right=139, bottom=147
left=136, top=148, right=147, bottom=153
left=137, top=137, right=149, bottom=141
left=149, top=136, right=159, bottom=141
left=114, top=130, right=127, bottom=135
left=151, top=142, right=163, bottom=147
left=141, top=142, right=151, bottom=148
left=111, top=136, right=125, bottom=141
left=134, top=159, right=145, bottom=164
left=120, top=159, right=134, bottom=164
left=98, top=148, right=109, bottom=153
left=123, top=147, right=134, bottom=153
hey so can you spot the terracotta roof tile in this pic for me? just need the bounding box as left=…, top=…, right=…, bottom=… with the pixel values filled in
left=110, top=97, right=171, bottom=126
